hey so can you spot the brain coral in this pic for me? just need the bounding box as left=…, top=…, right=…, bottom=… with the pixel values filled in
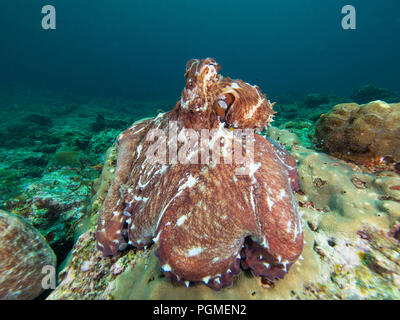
left=314, top=100, right=400, bottom=168
left=0, top=210, right=56, bottom=300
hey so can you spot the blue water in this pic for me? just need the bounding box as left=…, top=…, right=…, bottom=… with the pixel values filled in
left=1, top=0, right=400, bottom=100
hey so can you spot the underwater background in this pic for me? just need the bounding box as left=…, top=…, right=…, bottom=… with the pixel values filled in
left=2, top=0, right=400, bottom=99
left=0, top=0, right=400, bottom=300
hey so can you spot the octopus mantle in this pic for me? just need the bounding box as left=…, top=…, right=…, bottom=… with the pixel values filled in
left=96, top=58, right=303, bottom=290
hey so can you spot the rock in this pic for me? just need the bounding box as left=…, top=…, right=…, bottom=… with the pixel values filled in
left=0, top=123, right=111, bottom=262
left=314, top=100, right=400, bottom=170
left=87, top=129, right=120, bottom=163
left=302, top=93, right=330, bottom=108
left=350, top=85, right=400, bottom=104
left=18, top=168, right=94, bottom=262
left=0, top=210, right=56, bottom=300
left=46, top=126, right=92, bottom=151
left=51, top=150, right=85, bottom=167
left=273, top=94, right=348, bottom=126
left=24, top=114, right=54, bottom=127
left=91, top=114, right=106, bottom=132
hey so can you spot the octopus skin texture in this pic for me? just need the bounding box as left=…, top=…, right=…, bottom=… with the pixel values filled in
left=95, top=58, right=303, bottom=290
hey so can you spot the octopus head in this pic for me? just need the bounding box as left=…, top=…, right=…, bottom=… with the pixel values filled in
left=179, top=58, right=275, bottom=132
left=179, top=58, right=221, bottom=114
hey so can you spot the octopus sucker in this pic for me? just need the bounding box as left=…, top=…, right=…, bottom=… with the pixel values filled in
left=95, top=58, right=303, bottom=290
left=240, top=237, right=293, bottom=281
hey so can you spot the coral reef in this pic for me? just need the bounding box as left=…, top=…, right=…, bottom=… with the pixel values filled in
left=302, top=93, right=330, bottom=109
left=47, top=126, right=400, bottom=300
left=95, top=58, right=303, bottom=290
left=350, top=85, right=400, bottom=104
left=17, top=168, right=94, bottom=261
left=0, top=210, right=56, bottom=300
left=272, top=95, right=348, bottom=127
left=1, top=71, right=400, bottom=300
left=314, top=100, right=400, bottom=170
left=0, top=103, right=127, bottom=262
left=0, top=88, right=177, bottom=298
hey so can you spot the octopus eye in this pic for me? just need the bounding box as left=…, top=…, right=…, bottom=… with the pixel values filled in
left=214, top=93, right=235, bottom=120
left=187, top=78, right=195, bottom=89
left=218, top=100, right=228, bottom=110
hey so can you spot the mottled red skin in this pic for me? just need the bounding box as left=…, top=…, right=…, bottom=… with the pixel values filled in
left=266, top=136, right=300, bottom=191
left=96, top=58, right=303, bottom=290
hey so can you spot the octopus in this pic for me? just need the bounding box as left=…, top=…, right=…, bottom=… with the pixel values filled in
left=96, top=58, right=303, bottom=290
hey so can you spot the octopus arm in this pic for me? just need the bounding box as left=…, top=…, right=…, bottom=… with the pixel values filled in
left=96, top=120, right=153, bottom=256
left=152, top=165, right=261, bottom=290
left=241, top=136, right=303, bottom=280
left=266, top=136, right=300, bottom=191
